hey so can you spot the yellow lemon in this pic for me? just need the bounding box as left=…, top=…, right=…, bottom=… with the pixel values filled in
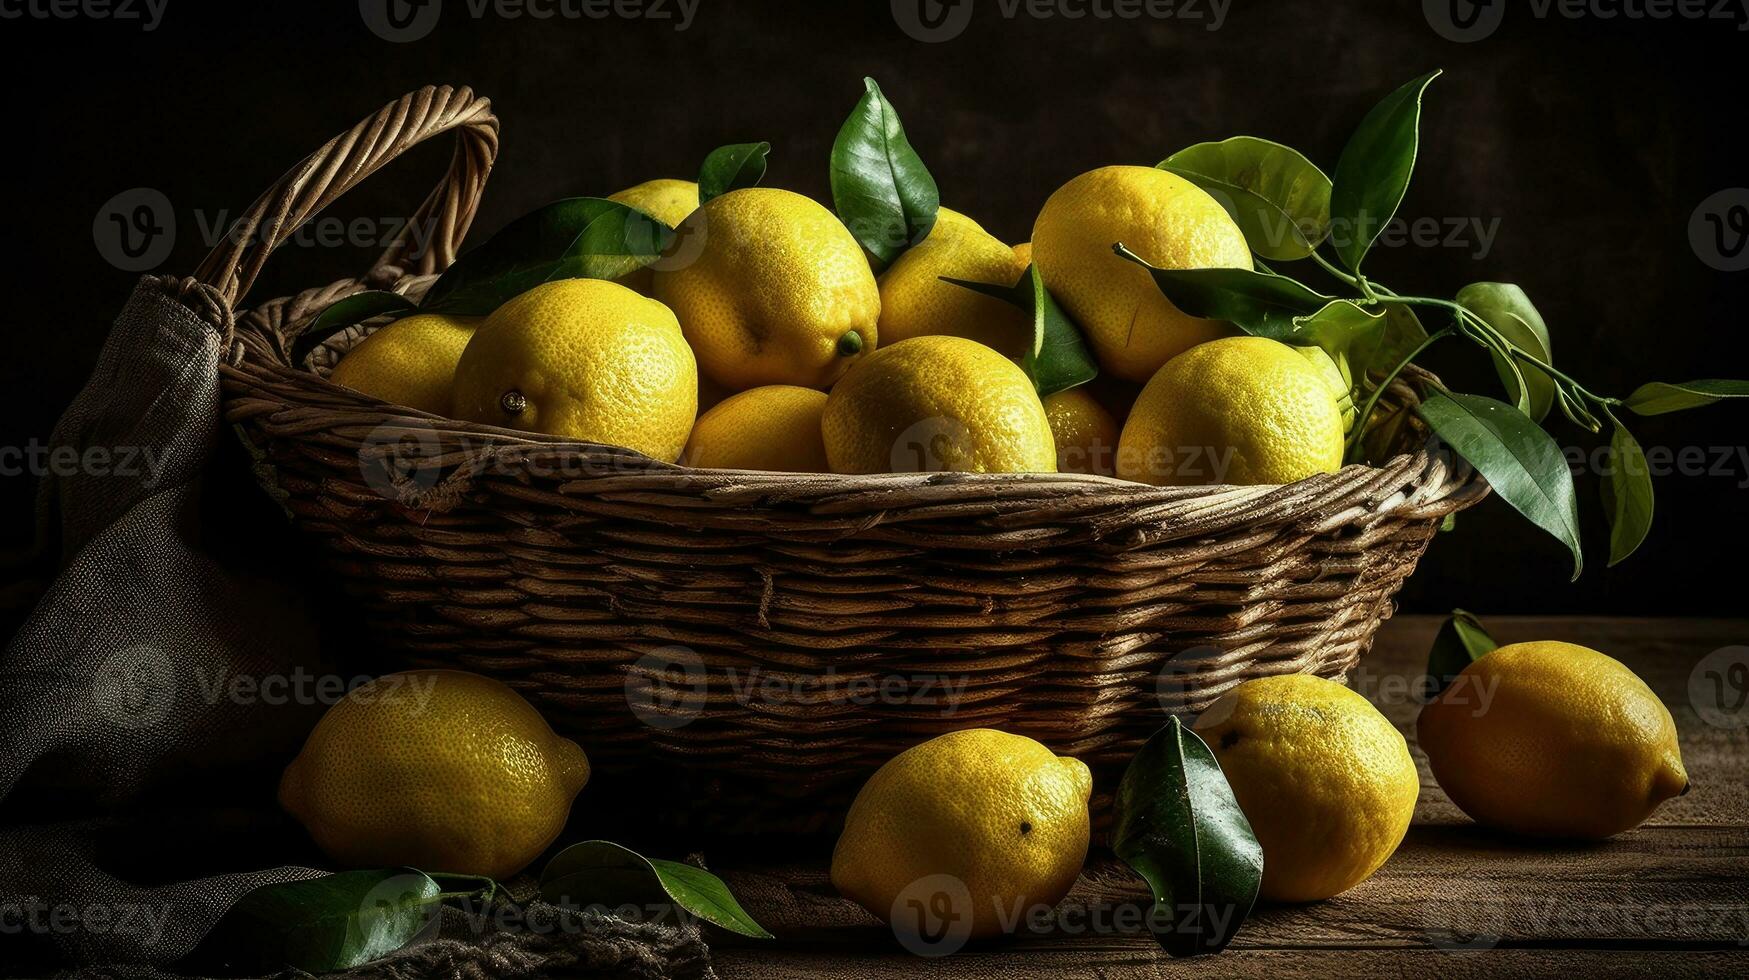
left=1418, top=641, right=1688, bottom=839
left=451, top=278, right=696, bottom=462
left=1117, top=336, right=1344, bottom=486
left=1193, top=674, right=1418, bottom=902
left=328, top=313, right=479, bottom=415
left=1011, top=241, right=1033, bottom=267
left=609, top=179, right=701, bottom=295
left=1032, top=165, right=1251, bottom=381
left=822, top=336, right=1055, bottom=475
left=653, top=187, right=878, bottom=391
left=876, top=207, right=1031, bottom=360
left=831, top=729, right=1092, bottom=941
left=1297, top=345, right=1357, bottom=432
left=279, top=669, right=590, bottom=880
left=1042, top=387, right=1118, bottom=476
left=684, top=385, right=829, bottom=472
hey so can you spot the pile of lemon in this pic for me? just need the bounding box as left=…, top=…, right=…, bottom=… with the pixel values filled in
left=331, top=166, right=1353, bottom=486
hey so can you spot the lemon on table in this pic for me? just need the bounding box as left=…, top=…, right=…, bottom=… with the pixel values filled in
left=451, top=278, right=697, bottom=462
left=1418, top=641, right=1688, bottom=839
left=328, top=312, right=479, bottom=415
left=876, top=207, right=1031, bottom=360
left=279, top=669, right=590, bottom=880
left=1042, top=387, right=1118, bottom=476
left=653, top=187, right=878, bottom=391
left=684, top=384, right=829, bottom=472
left=608, top=179, right=701, bottom=295
left=822, top=336, right=1055, bottom=475
left=1116, top=336, right=1344, bottom=486
left=831, top=729, right=1092, bottom=941
left=1031, top=165, right=1251, bottom=382
left=1193, top=674, right=1418, bottom=902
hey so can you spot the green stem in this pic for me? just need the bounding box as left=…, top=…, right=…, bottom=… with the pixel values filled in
left=1310, top=250, right=1362, bottom=290
left=1346, top=326, right=1453, bottom=459
left=1389, top=295, right=1611, bottom=405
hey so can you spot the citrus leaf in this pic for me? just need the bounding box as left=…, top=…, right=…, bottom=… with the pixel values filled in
left=1160, top=137, right=1332, bottom=261
left=539, top=841, right=772, bottom=939
left=1624, top=379, right=1749, bottom=416
left=292, top=290, right=418, bottom=367
left=1602, top=418, right=1655, bottom=567
left=697, top=142, right=770, bottom=204
left=1416, top=390, right=1584, bottom=580
left=1426, top=608, right=1498, bottom=697
left=829, top=77, right=939, bottom=267
left=421, top=198, right=675, bottom=315
left=1352, top=301, right=1430, bottom=386
left=940, top=264, right=1098, bottom=396
left=1330, top=70, right=1441, bottom=274
left=1456, top=282, right=1555, bottom=423
left=182, top=869, right=441, bottom=974
left=1113, top=243, right=1329, bottom=336
left=1113, top=716, right=1262, bottom=958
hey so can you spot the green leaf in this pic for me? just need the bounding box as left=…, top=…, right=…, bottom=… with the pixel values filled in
left=1330, top=70, right=1442, bottom=274
left=421, top=198, right=675, bottom=315
left=830, top=77, right=939, bottom=267
left=540, top=841, right=772, bottom=939
left=1113, top=244, right=1329, bottom=336
left=1623, top=379, right=1749, bottom=416
left=1425, top=608, right=1498, bottom=696
left=1160, top=137, right=1333, bottom=261
left=183, top=870, right=441, bottom=974
left=697, top=142, right=770, bottom=204
left=1113, top=717, right=1262, bottom=958
left=1456, top=283, right=1555, bottom=423
left=1351, top=302, right=1430, bottom=387
left=1602, top=419, right=1655, bottom=567
left=1416, top=390, right=1584, bottom=580
left=940, top=264, right=1099, bottom=396
left=292, top=290, right=419, bottom=367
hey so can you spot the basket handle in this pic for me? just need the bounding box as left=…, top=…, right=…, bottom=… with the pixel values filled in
left=192, top=85, right=499, bottom=311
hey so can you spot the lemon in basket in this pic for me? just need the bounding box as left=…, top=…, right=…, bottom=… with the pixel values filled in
left=822, top=336, right=1055, bottom=475
left=1193, top=674, right=1418, bottom=902
left=653, top=187, right=878, bottom=391
left=279, top=669, right=590, bottom=880
left=831, top=729, right=1092, bottom=941
left=683, top=384, right=830, bottom=472
left=1042, top=387, right=1119, bottom=476
left=1116, top=336, right=1344, bottom=486
left=328, top=313, right=479, bottom=415
left=608, top=178, right=700, bottom=294
left=1031, top=165, right=1251, bottom=382
left=1418, top=641, right=1688, bottom=839
left=876, top=207, right=1031, bottom=360
left=451, top=278, right=697, bottom=462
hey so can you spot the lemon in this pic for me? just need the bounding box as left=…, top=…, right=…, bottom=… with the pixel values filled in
left=653, top=187, right=878, bottom=391
left=1011, top=241, right=1032, bottom=267
left=1297, top=346, right=1357, bottom=432
left=1418, top=641, right=1688, bottom=839
left=279, top=669, right=590, bottom=880
left=1116, top=336, right=1344, bottom=486
left=1032, top=165, right=1251, bottom=382
left=831, top=729, right=1092, bottom=941
left=609, top=179, right=701, bottom=295
left=328, top=313, right=479, bottom=415
left=1042, top=387, right=1118, bottom=476
left=1193, top=674, right=1418, bottom=902
left=451, top=278, right=697, bottom=462
left=684, top=385, right=829, bottom=472
left=822, top=336, right=1055, bottom=475
left=876, top=207, right=1031, bottom=360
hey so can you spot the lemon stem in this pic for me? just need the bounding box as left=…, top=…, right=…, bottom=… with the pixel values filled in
left=836, top=331, right=864, bottom=357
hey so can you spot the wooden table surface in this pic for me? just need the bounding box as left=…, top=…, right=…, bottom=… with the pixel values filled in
left=708, top=616, right=1749, bottom=977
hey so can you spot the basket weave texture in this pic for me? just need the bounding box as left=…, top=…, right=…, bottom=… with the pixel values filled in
left=209, top=86, right=1489, bottom=830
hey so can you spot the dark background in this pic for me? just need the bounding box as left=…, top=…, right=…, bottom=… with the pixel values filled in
left=2, top=0, right=1744, bottom=615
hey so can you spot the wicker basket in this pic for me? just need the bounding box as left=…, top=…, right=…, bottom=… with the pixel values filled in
left=206, top=86, right=1489, bottom=833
